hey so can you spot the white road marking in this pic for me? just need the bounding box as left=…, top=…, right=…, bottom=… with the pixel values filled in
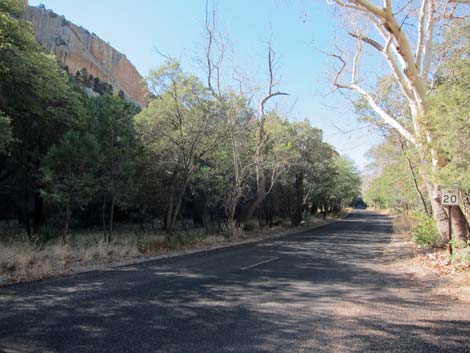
left=240, top=256, right=279, bottom=270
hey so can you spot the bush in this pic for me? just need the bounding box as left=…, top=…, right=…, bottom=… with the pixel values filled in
left=411, top=213, right=441, bottom=247
left=242, top=222, right=257, bottom=231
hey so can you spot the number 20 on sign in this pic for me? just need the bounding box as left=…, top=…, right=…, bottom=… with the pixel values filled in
left=441, top=187, right=459, bottom=206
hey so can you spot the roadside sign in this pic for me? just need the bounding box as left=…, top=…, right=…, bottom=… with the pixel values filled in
left=441, top=187, right=459, bottom=206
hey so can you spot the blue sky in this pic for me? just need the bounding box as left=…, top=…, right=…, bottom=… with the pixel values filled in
left=29, top=0, right=382, bottom=171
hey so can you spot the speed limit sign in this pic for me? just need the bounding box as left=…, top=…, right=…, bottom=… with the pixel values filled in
left=441, top=187, right=459, bottom=206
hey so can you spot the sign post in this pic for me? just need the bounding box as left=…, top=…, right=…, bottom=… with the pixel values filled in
left=441, top=187, right=459, bottom=255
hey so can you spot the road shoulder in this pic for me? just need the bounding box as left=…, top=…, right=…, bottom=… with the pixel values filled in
left=383, top=219, right=470, bottom=304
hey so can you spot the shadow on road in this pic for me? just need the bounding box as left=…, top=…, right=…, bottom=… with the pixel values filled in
left=1, top=211, right=469, bottom=352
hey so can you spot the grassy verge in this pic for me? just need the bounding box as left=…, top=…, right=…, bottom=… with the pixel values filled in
left=0, top=211, right=348, bottom=285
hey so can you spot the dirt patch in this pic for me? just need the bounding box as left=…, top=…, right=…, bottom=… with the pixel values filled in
left=385, top=219, right=470, bottom=304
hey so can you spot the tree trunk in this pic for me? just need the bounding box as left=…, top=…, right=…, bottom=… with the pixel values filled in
left=245, top=166, right=266, bottom=222
left=311, top=202, right=317, bottom=216
left=164, top=170, right=180, bottom=234
left=292, top=172, right=304, bottom=226
left=108, top=194, right=115, bottom=242
left=226, top=201, right=237, bottom=238
left=102, top=196, right=107, bottom=242
left=407, top=159, right=429, bottom=215
left=397, top=136, right=430, bottom=215
left=23, top=177, right=32, bottom=239
left=225, top=195, right=239, bottom=238
left=164, top=195, right=174, bottom=233
left=62, top=199, right=71, bottom=245
left=32, top=192, right=45, bottom=234
left=321, top=204, right=327, bottom=220
left=165, top=182, right=186, bottom=235
left=245, top=116, right=267, bottom=223
left=451, top=206, right=470, bottom=242
left=426, top=183, right=450, bottom=244
left=24, top=210, right=32, bottom=240
left=169, top=190, right=185, bottom=235
left=265, top=192, right=273, bottom=227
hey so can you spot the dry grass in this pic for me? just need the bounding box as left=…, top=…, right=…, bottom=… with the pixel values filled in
left=0, top=237, right=142, bottom=283
left=0, top=211, right=347, bottom=285
left=0, top=223, right=239, bottom=284
left=386, top=211, right=470, bottom=303
left=392, top=213, right=417, bottom=236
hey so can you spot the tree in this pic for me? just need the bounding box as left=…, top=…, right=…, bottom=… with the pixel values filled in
left=327, top=0, right=470, bottom=243
left=202, top=6, right=258, bottom=235
left=287, top=121, right=327, bottom=224
left=263, top=118, right=320, bottom=225
left=0, top=0, right=85, bottom=237
left=244, top=43, right=289, bottom=223
left=329, top=156, right=361, bottom=211
left=41, top=131, right=101, bottom=243
left=428, top=57, right=470, bottom=241
left=88, top=94, right=141, bottom=241
left=208, top=93, right=256, bottom=236
left=355, top=85, right=431, bottom=215
left=136, top=60, right=220, bottom=234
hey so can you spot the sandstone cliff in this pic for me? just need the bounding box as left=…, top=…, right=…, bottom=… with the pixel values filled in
left=25, top=5, right=148, bottom=107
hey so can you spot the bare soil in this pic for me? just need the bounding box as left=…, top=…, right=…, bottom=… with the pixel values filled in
left=385, top=221, right=470, bottom=304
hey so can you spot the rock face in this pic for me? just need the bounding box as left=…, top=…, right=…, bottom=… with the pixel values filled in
left=25, top=6, right=148, bottom=107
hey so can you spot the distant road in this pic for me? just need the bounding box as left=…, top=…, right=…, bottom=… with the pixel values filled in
left=1, top=211, right=469, bottom=352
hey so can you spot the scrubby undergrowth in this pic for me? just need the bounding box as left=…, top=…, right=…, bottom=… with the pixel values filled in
left=392, top=212, right=470, bottom=271
left=0, top=212, right=343, bottom=285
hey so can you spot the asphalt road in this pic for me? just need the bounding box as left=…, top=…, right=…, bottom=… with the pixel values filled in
left=1, top=211, right=469, bottom=353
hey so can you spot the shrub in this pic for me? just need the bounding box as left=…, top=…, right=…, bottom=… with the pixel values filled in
left=411, top=213, right=441, bottom=247
left=242, top=222, right=256, bottom=231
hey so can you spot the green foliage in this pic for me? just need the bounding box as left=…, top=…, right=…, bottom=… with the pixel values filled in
left=330, top=156, right=361, bottom=207
left=41, top=130, right=102, bottom=208
left=429, top=58, right=470, bottom=191
left=0, top=111, right=12, bottom=153
left=135, top=60, right=221, bottom=232
left=88, top=94, right=141, bottom=206
left=364, top=136, right=425, bottom=212
left=364, top=163, right=421, bottom=211
left=0, top=0, right=89, bottom=235
left=136, top=60, right=215, bottom=170
left=411, top=213, right=441, bottom=248
left=0, top=8, right=364, bottom=241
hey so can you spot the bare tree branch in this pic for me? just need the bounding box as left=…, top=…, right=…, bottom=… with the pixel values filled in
left=259, top=40, right=289, bottom=116
left=205, top=0, right=216, bottom=96
left=327, top=49, right=416, bottom=145
left=349, top=32, right=383, bottom=51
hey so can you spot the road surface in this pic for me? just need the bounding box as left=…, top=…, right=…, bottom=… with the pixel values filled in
left=1, top=211, right=469, bottom=352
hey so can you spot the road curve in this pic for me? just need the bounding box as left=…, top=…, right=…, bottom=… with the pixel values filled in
left=1, top=211, right=469, bottom=352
